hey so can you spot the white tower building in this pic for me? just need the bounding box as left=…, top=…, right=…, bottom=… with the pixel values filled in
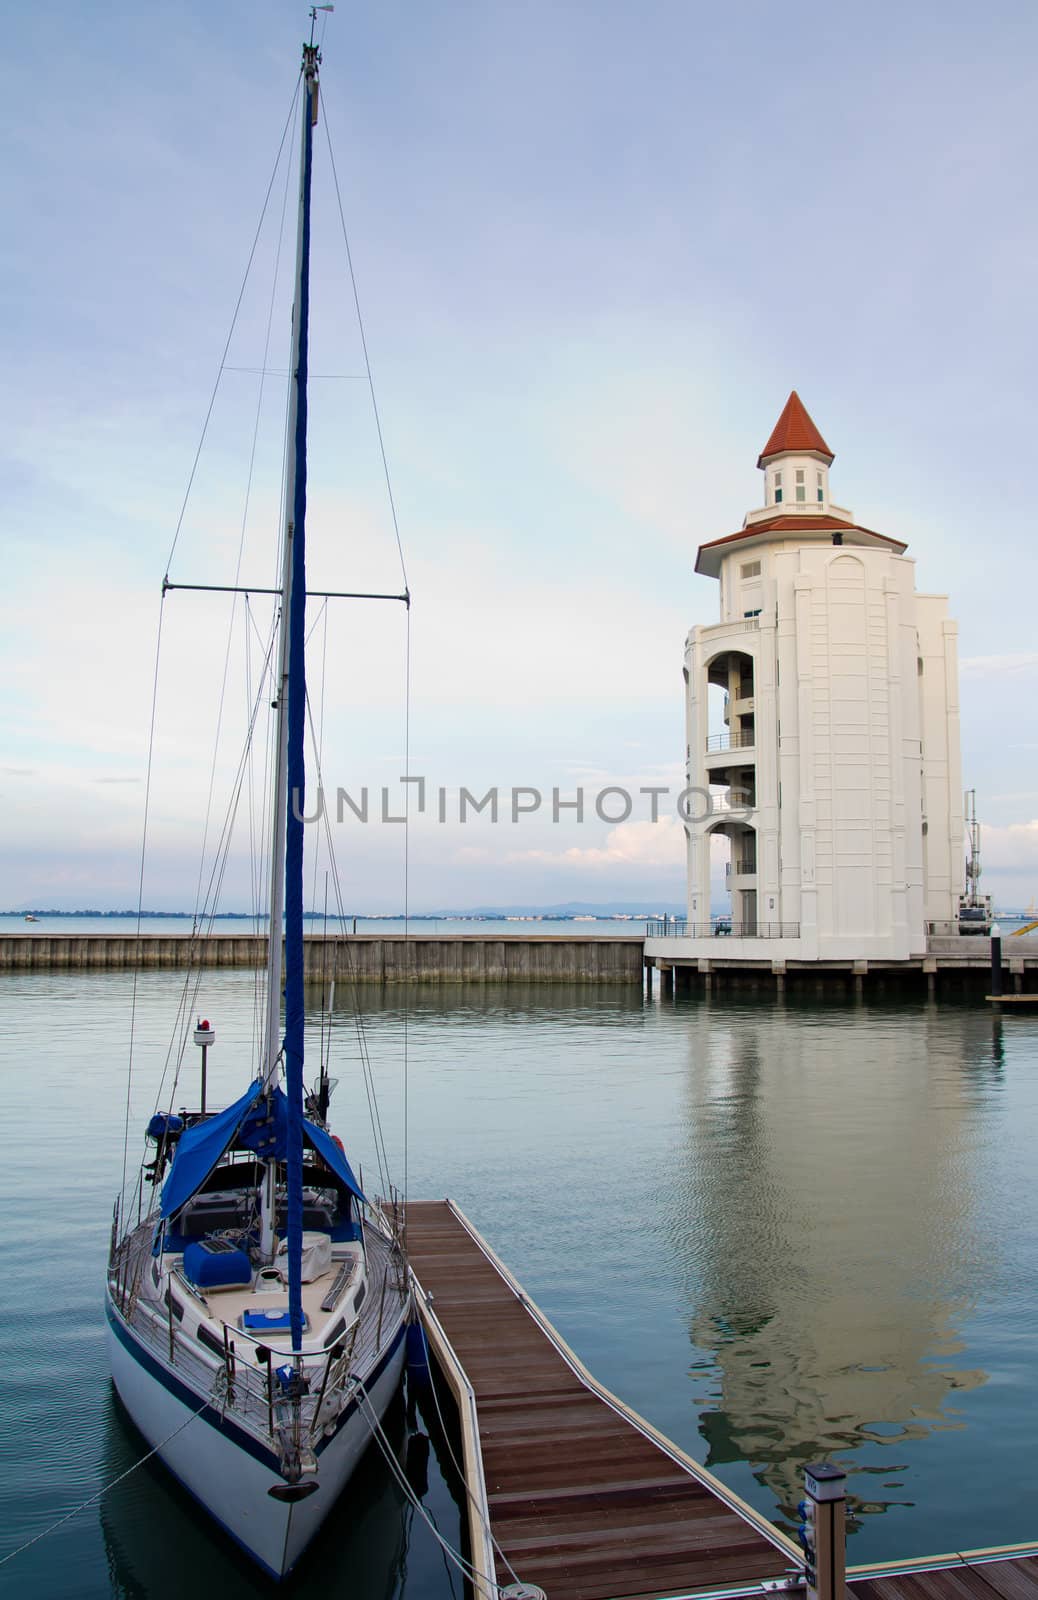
left=683, top=392, right=962, bottom=960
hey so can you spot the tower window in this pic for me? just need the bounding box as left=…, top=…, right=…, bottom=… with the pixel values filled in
left=740, top=560, right=761, bottom=578
left=773, top=470, right=783, bottom=504
left=795, top=468, right=806, bottom=503
left=816, top=470, right=824, bottom=502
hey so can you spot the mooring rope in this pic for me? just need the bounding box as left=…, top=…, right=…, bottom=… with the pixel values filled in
left=352, top=1382, right=505, bottom=1597
left=0, top=1397, right=211, bottom=1570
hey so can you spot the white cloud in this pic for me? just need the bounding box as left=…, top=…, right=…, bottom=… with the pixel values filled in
left=507, top=815, right=686, bottom=872
left=960, top=653, right=1038, bottom=678
left=981, top=820, right=1038, bottom=869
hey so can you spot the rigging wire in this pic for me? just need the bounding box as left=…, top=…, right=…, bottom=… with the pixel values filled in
left=320, top=95, right=410, bottom=596
left=242, top=591, right=280, bottom=1062
left=402, top=606, right=411, bottom=1238
left=319, top=81, right=415, bottom=1227
left=120, top=75, right=300, bottom=1193
left=121, top=595, right=167, bottom=1211
left=180, top=621, right=278, bottom=966
left=190, top=85, right=297, bottom=936
left=244, top=595, right=262, bottom=1062
left=124, top=42, right=417, bottom=1254
left=303, top=689, right=394, bottom=1197
left=307, top=599, right=329, bottom=935
left=143, top=619, right=278, bottom=1145
left=163, top=77, right=301, bottom=578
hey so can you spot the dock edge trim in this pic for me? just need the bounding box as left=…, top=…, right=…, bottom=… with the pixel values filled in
left=410, top=1274, right=499, bottom=1600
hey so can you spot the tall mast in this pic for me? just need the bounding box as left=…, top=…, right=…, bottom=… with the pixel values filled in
left=259, top=37, right=320, bottom=1283
left=263, top=43, right=320, bottom=1091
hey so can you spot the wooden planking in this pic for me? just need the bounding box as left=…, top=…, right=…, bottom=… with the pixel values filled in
left=850, top=1558, right=1038, bottom=1600
left=974, top=1559, right=1038, bottom=1600
left=405, top=1200, right=797, bottom=1600
left=851, top=1574, right=1002, bottom=1600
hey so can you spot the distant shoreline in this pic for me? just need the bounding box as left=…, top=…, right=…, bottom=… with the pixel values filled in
left=6, top=907, right=1032, bottom=922
left=2, top=908, right=677, bottom=922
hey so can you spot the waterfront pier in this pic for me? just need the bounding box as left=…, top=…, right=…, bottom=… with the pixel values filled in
left=406, top=1202, right=1038, bottom=1600
left=405, top=1199, right=802, bottom=1600
left=644, top=926, right=1038, bottom=1001
left=0, top=931, right=643, bottom=982
left=6, top=929, right=1038, bottom=997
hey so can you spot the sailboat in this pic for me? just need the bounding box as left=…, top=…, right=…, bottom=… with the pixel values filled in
left=105, top=27, right=411, bottom=1581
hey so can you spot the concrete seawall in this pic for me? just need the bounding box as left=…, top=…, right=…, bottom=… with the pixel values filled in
left=0, top=933, right=645, bottom=983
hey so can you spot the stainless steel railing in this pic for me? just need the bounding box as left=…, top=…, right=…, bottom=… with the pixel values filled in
left=646, top=918, right=800, bottom=939
left=705, top=731, right=756, bottom=752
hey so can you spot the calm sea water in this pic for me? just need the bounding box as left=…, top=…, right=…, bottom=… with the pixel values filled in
left=2, top=973, right=1038, bottom=1597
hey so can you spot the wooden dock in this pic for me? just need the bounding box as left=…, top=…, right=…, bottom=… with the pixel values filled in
left=405, top=1199, right=802, bottom=1600
left=404, top=1203, right=1038, bottom=1600
left=849, top=1551, right=1038, bottom=1600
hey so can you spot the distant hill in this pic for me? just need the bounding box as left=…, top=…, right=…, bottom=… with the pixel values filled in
left=427, top=901, right=686, bottom=918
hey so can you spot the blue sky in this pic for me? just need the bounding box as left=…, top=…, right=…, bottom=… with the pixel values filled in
left=3, top=0, right=1038, bottom=912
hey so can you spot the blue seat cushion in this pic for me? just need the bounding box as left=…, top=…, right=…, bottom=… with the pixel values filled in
left=183, top=1239, right=252, bottom=1291
left=242, top=1308, right=293, bottom=1332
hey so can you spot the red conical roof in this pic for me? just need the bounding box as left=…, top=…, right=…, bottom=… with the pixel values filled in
left=757, top=391, right=833, bottom=467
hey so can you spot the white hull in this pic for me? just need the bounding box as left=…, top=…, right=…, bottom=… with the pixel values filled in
left=106, top=1291, right=407, bottom=1580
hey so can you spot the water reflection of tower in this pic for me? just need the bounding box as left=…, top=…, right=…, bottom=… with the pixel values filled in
left=663, top=1008, right=992, bottom=1527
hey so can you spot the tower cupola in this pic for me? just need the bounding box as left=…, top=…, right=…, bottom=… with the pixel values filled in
left=757, top=390, right=834, bottom=512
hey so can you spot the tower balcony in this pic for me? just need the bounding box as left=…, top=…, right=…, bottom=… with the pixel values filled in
left=698, top=617, right=760, bottom=644
left=707, top=791, right=755, bottom=817
left=706, top=728, right=755, bottom=756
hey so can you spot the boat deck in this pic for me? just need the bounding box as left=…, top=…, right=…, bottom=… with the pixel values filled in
left=404, top=1199, right=801, bottom=1600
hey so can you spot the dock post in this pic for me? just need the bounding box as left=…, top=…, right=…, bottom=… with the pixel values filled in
left=799, top=1462, right=846, bottom=1600
left=660, top=963, right=674, bottom=998
left=923, top=955, right=937, bottom=1003
left=990, top=924, right=1003, bottom=999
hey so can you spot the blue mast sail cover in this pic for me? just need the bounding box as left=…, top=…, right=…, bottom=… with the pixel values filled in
left=159, top=1080, right=262, bottom=1219
left=283, top=73, right=315, bottom=1354
left=158, top=1080, right=367, bottom=1221
left=240, top=1087, right=368, bottom=1202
